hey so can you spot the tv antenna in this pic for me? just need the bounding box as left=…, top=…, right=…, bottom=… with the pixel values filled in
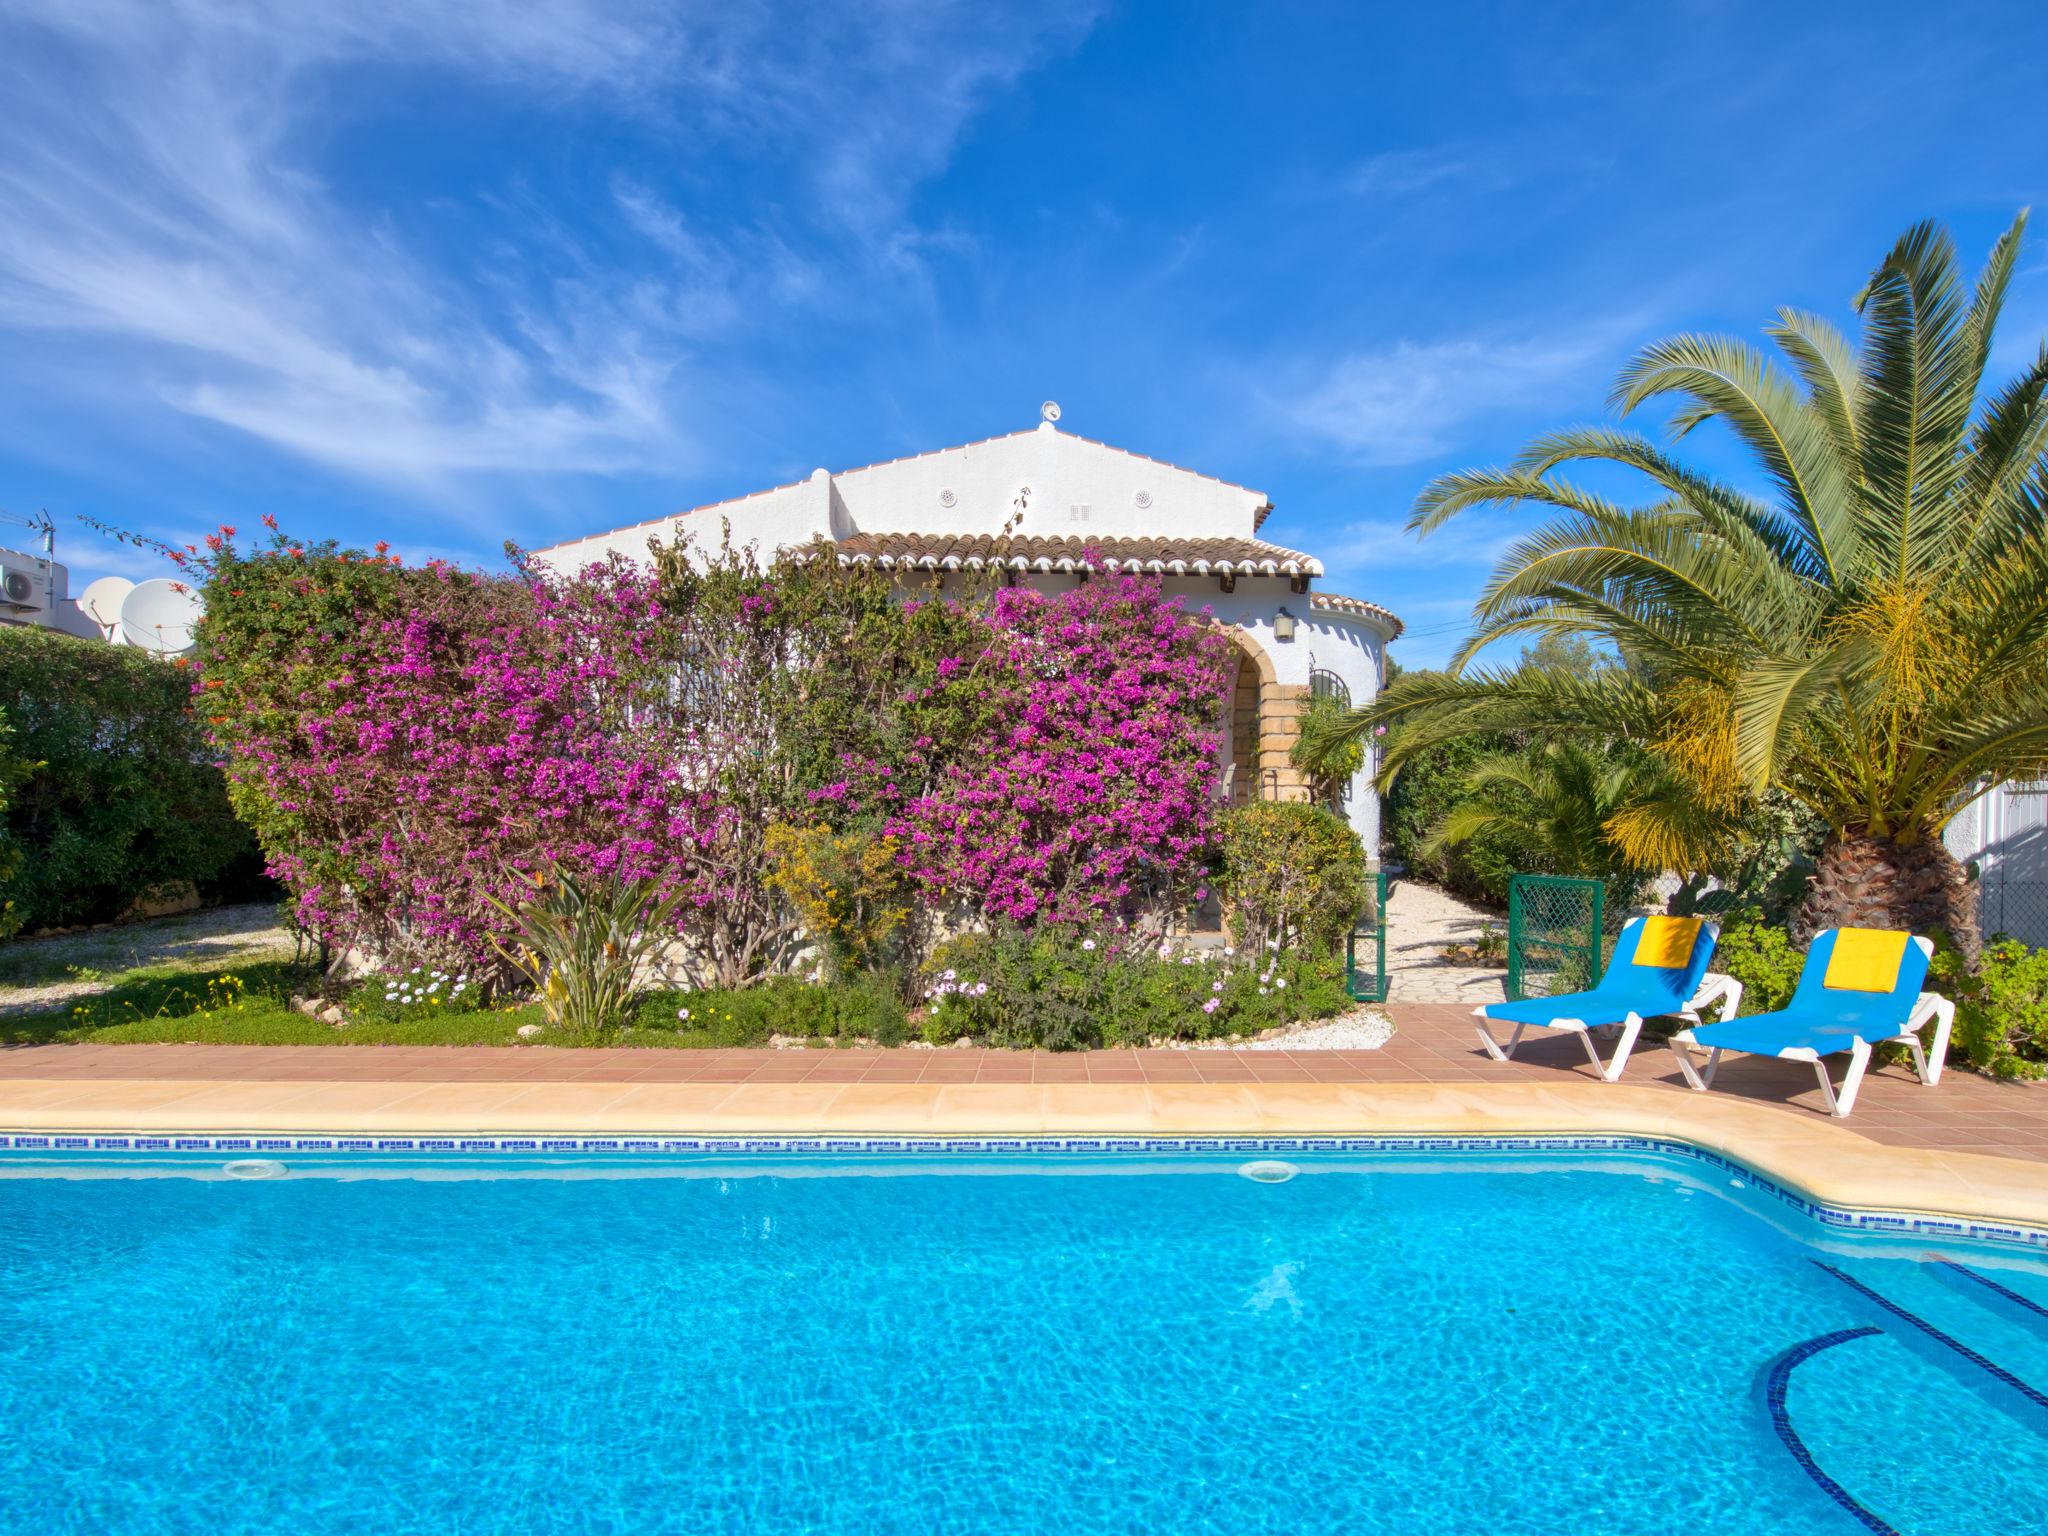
left=0, top=509, right=55, bottom=558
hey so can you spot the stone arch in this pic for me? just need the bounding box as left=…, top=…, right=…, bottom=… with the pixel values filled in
left=1221, top=627, right=1310, bottom=806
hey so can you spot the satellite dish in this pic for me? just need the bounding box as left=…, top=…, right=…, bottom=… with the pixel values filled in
left=119, top=578, right=201, bottom=655
left=1040, top=400, right=1061, bottom=424
left=79, top=576, right=134, bottom=636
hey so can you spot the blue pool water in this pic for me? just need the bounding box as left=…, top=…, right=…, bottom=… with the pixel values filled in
left=1, top=1147, right=2044, bottom=1535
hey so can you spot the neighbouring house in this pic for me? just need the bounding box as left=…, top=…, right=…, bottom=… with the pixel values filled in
left=533, top=409, right=1402, bottom=852
left=1944, top=779, right=2048, bottom=948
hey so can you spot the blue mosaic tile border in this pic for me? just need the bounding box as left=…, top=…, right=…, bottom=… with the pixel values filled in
left=1763, top=1327, right=1900, bottom=1536
left=4, top=1130, right=2044, bottom=1252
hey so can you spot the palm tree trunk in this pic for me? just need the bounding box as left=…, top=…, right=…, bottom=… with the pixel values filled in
left=1794, top=828, right=1980, bottom=962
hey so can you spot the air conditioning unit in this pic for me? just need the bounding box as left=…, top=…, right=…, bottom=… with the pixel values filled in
left=0, top=548, right=58, bottom=617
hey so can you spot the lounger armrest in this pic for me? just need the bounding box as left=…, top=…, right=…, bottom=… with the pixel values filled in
left=1684, top=972, right=1743, bottom=1024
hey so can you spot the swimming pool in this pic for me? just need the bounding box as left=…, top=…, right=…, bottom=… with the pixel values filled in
left=1, top=1139, right=2043, bottom=1535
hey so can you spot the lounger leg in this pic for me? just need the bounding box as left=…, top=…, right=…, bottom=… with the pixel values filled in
left=1598, top=1014, right=1644, bottom=1083
left=1668, top=1036, right=1720, bottom=1092
left=1923, top=997, right=1954, bottom=1086
left=1476, top=1017, right=1528, bottom=1063
left=1827, top=1038, right=1873, bottom=1118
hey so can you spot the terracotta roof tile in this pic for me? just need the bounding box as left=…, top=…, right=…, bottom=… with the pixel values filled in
left=1310, top=590, right=1404, bottom=638
left=832, top=532, right=1322, bottom=578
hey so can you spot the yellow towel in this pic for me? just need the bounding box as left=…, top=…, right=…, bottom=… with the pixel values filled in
left=1822, top=928, right=1911, bottom=992
left=1632, top=915, right=1702, bottom=969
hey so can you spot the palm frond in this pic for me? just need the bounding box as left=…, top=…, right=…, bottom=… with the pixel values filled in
left=1767, top=307, right=1863, bottom=469
left=1608, top=332, right=1859, bottom=576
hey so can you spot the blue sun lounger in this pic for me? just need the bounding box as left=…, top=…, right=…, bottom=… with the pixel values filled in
left=1474, top=915, right=1738, bottom=1083
left=1667, top=927, right=1955, bottom=1117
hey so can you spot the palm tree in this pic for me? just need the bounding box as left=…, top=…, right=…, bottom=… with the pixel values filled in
left=1321, top=215, right=2048, bottom=953
left=1420, top=740, right=1666, bottom=888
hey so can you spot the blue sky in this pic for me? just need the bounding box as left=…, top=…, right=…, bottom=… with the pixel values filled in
left=2, top=0, right=2045, bottom=666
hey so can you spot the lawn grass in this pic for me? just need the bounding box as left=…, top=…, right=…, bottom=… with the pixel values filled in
left=0, top=957, right=871, bottom=1049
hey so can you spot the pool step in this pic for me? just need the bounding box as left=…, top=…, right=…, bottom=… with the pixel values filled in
left=1811, top=1261, right=2048, bottom=1437
left=1935, top=1258, right=2048, bottom=1332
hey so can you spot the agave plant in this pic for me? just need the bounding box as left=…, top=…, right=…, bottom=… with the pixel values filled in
left=485, top=864, right=693, bottom=1039
left=1320, top=214, right=2048, bottom=952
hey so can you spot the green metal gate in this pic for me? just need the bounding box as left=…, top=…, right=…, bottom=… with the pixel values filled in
left=1346, top=866, right=1389, bottom=1003
left=1506, top=874, right=1604, bottom=1001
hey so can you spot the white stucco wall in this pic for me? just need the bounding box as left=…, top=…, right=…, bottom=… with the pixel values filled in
left=829, top=423, right=1266, bottom=541
left=538, top=472, right=834, bottom=572
left=1170, top=580, right=1386, bottom=853
left=534, top=423, right=1279, bottom=573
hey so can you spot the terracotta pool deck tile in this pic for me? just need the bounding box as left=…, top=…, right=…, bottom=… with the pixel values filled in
left=5, top=1003, right=2047, bottom=1201
left=860, top=1065, right=935, bottom=1084
left=925, top=1064, right=995, bottom=1089
left=1081, top=1067, right=1145, bottom=1084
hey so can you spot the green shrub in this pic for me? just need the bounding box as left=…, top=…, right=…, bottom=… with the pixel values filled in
left=1929, top=935, right=2048, bottom=1079
left=630, top=973, right=909, bottom=1047
left=1710, top=909, right=1805, bottom=1013
left=351, top=965, right=492, bottom=1022
left=1217, top=802, right=1368, bottom=958
left=0, top=625, right=261, bottom=930
left=920, top=930, right=1349, bottom=1050
left=1382, top=731, right=1524, bottom=903
left=1291, top=692, right=1364, bottom=805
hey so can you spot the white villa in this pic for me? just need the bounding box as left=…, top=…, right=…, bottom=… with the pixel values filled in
left=535, top=409, right=1402, bottom=851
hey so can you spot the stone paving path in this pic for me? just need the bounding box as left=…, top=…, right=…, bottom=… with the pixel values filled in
left=1382, top=879, right=1510, bottom=1005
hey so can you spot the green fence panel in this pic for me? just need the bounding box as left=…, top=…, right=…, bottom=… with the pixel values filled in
left=1505, top=874, right=1604, bottom=1001
left=1346, top=866, right=1389, bottom=1003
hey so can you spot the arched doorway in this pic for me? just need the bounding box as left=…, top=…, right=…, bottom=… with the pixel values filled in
left=1221, top=629, right=1308, bottom=806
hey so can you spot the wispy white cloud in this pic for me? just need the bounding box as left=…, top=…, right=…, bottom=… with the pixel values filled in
left=0, top=0, right=1098, bottom=501
left=1317, top=514, right=1513, bottom=580
left=1262, top=298, right=1665, bottom=469
left=1268, top=332, right=1615, bottom=466
left=1342, top=146, right=1513, bottom=200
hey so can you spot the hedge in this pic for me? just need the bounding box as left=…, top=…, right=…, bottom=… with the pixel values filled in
left=0, top=625, right=263, bottom=931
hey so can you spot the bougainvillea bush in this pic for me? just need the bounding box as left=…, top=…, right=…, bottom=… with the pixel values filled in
left=193, top=529, right=720, bottom=978
left=867, top=571, right=1235, bottom=929
left=188, top=525, right=1239, bottom=1001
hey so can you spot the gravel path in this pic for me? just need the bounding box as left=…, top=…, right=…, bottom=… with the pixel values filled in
left=1184, top=1006, right=1395, bottom=1051
left=0, top=903, right=298, bottom=1019
left=1383, top=880, right=1511, bottom=1005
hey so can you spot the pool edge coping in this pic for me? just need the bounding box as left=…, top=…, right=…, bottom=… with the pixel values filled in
left=4, top=1074, right=2046, bottom=1251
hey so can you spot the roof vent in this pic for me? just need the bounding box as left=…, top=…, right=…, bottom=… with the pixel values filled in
left=1133, top=490, right=1153, bottom=509
left=938, top=488, right=957, bottom=508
